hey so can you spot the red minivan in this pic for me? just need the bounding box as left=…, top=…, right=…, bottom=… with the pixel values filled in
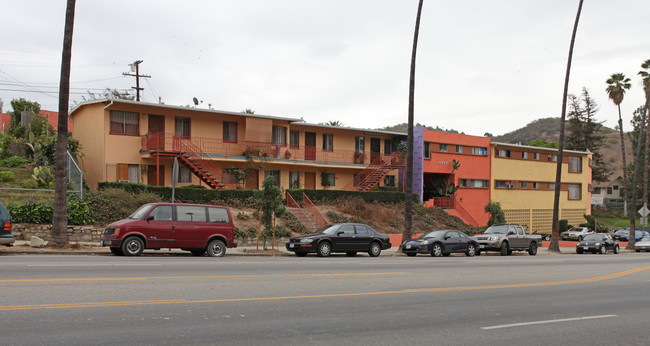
left=101, top=203, right=236, bottom=257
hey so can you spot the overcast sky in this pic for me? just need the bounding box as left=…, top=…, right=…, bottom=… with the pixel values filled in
left=1, top=0, right=649, bottom=136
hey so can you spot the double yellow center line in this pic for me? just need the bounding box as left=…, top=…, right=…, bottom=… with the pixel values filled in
left=1, top=267, right=648, bottom=311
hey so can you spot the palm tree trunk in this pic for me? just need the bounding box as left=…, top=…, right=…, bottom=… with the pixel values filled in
left=618, top=105, right=628, bottom=217
left=549, top=0, right=583, bottom=252
left=628, top=109, right=645, bottom=249
left=644, top=86, right=650, bottom=225
left=402, top=0, right=424, bottom=248
left=51, top=0, right=76, bottom=248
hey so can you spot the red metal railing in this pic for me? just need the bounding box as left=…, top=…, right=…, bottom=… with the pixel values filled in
left=430, top=197, right=479, bottom=227
left=302, top=193, right=329, bottom=228
left=142, top=133, right=407, bottom=166
left=286, top=192, right=317, bottom=231
left=174, top=136, right=239, bottom=189
left=342, top=152, right=405, bottom=191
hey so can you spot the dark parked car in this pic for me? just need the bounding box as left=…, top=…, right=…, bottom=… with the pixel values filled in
left=0, top=201, right=15, bottom=247
left=285, top=223, right=391, bottom=257
left=576, top=233, right=619, bottom=254
left=101, top=203, right=236, bottom=257
left=401, top=230, right=479, bottom=257
left=619, top=230, right=650, bottom=242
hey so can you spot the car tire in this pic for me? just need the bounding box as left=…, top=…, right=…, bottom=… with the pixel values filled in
left=110, top=247, right=124, bottom=256
left=466, top=243, right=476, bottom=257
left=600, top=246, right=607, bottom=254
left=190, top=249, right=205, bottom=256
left=121, top=236, right=144, bottom=256
left=431, top=243, right=443, bottom=257
left=406, top=253, right=417, bottom=257
left=206, top=239, right=226, bottom=257
left=295, top=251, right=308, bottom=257
left=317, top=242, right=331, bottom=257
left=500, top=242, right=509, bottom=256
left=614, top=245, right=619, bottom=254
left=368, top=242, right=382, bottom=257
left=577, top=248, right=583, bottom=254
left=346, top=251, right=357, bottom=257
left=528, top=242, right=538, bottom=256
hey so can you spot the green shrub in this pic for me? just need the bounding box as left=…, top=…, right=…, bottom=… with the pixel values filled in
left=0, top=171, right=15, bottom=182
left=20, top=179, right=39, bottom=189
left=286, top=189, right=418, bottom=204
left=8, top=198, right=93, bottom=225
left=98, top=182, right=258, bottom=204
left=0, top=156, right=28, bottom=168
left=559, top=219, right=569, bottom=232
left=84, top=188, right=163, bottom=226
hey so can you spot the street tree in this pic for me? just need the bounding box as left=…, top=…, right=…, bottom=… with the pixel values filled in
left=605, top=72, right=632, bottom=216
left=639, top=59, right=650, bottom=223
left=51, top=0, right=76, bottom=248
left=550, top=0, right=583, bottom=253
left=256, top=176, right=286, bottom=250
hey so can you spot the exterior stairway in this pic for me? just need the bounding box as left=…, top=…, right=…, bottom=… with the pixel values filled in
left=345, top=153, right=405, bottom=191
left=286, top=192, right=329, bottom=232
left=174, top=137, right=235, bottom=189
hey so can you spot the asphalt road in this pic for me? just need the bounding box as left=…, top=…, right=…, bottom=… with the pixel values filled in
left=1, top=252, right=649, bottom=345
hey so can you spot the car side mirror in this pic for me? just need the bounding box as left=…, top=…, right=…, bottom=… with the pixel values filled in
left=337, top=231, right=344, bottom=236
left=145, top=215, right=154, bottom=221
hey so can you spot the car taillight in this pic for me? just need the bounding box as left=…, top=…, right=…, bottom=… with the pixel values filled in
left=3, top=220, right=11, bottom=232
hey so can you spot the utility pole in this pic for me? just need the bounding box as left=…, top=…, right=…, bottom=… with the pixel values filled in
left=122, top=60, right=151, bottom=101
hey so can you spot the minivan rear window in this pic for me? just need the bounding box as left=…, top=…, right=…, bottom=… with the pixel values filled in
left=177, top=205, right=207, bottom=222
left=208, top=207, right=230, bottom=223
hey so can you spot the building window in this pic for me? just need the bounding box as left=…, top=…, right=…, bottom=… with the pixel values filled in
left=548, top=154, right=558, bottom=162
left=289, top=171, right=300, bottom=189
left=473, top=147, right=488, bottom=155
left=534, top=152, right=540, bottom=160
left=424, top=142, right=431, bottom=159
left=264, top=170, right=281, bottom=186
left=110, top=111, right=139, bottom=135
left=178, top=166, right=192, bottom=183
left=272, top=126, right=287, bottom=146
left=460, top=179, right=489, bottom=188
left=534, top=182, right=540, bottom=189
left=355, top=136, right=365, bottom=153
left=607, top=187, right=613, bottom=194
left=548, top=183, right=555, bottom=189
left=498, top=149, right=511, bottom=158
left=455, top=145, right=463, bottom=153
left=495, top=180, right=507, bottom=188
left=569, top=184, right=581, bottom=200
left=569, top=156, right=582, bottom=172
left=439, top=144, right=448, bottom=152
left=175, top=117, right=191, bottom=138
left=322, top=172, right=335, bottom=187
left=613, top=185, right=619, bottom=190
left=384, top=139, right=394, bottom=155
left=223, top=122, right=237, bottom=143
left=593, top=187, right=601, bottom=194
left=118, top=163, right=140, bottom=183
left=521, top=152, right=528, bottom=159
left=521, top=181, right=528, bottom=189
left=290, top=130, right=299, bottom=149
left=323, top=134, right=333, bottom=151
left=384, top=175, right=395, bottom=187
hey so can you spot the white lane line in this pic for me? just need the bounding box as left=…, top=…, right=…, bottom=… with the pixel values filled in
left=481, top=314, right=618, bottom=330
left=28, top=264, right=162, bottom=267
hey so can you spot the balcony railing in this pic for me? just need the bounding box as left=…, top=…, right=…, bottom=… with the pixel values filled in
left=141, top=133, right=406, bottom=166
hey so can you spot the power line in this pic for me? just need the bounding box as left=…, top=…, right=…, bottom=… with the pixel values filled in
left=122, top=60, right=151, bottom=102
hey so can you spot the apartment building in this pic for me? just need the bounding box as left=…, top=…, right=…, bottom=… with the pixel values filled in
left=69, top=99, right=405, bottom=192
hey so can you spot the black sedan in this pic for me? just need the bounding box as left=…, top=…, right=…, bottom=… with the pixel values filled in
left=285, top=223, right=392, bottom=257
left=576, top=233, right=619, bottom=254
left=401, top=230, right=479, bottom=257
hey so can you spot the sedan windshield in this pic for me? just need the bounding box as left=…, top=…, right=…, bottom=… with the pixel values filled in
left=422, top=230, right=447, bottom=239
left=583, top=234, right=603, bottom=241
left=484, top=225, right=508, bottom=234
left=129, top=204, right=155, bottom=219
left=321, top=224, right=342, bottom=235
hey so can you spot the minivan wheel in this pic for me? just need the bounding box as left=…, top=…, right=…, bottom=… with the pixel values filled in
left=206, top=239, right=226, bottom=257
left=368, top=242, right=381, bottom=257
left=317, top=242, right=331, bottom=257
left=121, top=236, right=144, bottom=256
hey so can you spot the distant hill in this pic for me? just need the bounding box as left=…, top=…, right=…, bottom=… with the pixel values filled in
left=378, top=123, right=461, bottom=134
left=492, top=117, right=562, bottom=144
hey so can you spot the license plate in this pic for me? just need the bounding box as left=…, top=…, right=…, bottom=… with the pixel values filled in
left=405, top=244, right=411, bottom=249
left=583, top=247, right=588, bottom=250
left=289, top=243, right=294, bottom=248
left=480, top=245, right=486, bottom=248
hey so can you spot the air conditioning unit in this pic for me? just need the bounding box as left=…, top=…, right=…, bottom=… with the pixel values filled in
left=506, top=184, right=514, bottom=189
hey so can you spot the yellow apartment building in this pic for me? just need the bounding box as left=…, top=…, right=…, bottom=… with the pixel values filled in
left=490, top=142, right=593, bottom=234
left=69, top=99, right=406, bottom=192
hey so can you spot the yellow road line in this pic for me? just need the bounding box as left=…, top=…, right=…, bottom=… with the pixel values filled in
left=0, top=272, right=410, bottom=283
left=1, top=266, right=648, bottom=312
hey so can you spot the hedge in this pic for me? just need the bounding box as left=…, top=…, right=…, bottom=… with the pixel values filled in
left=98, top=182, right=258, bottom=203
left=8, top=198, right=93, bottom=225
left=287, top=189, right=419, bottom=204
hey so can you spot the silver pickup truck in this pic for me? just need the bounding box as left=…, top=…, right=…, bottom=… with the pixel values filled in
left=475, top=224, right=542, bottom=256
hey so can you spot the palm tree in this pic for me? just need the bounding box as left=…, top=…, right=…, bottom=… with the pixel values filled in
left=402, top=0, right=424, bottom=247
left=549, top=0, right=584, bottom=253
left=327, top=120, right=343, bottom=127
left=51, top=0, right=76, bottom=248
left=640, top=59, right=650, bottom=225
left=605, top=73, right=631, bottom=218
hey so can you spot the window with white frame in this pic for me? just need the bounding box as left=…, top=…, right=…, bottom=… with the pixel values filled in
left=498, top=149, right=511, bottom=158
left=472, top=147, right=488, bottom=155
left=455, top=145, right=463, bottom=153
left=323, top=134, right=333, bottom=151
left=223, top=122, right=237, bottom=143
left=110, top=111, right=139, bottom=135
left=322, top=172, right=335, bottom=187
left=439, top=143, right=448, bottom=152
left=178, top=166, right=192, bottom=183
left=289, top=171, right=300, bottom=189
left=272, top=126, right=287, bottom=146
left=534, top=152, right=540, bottom=160
left=521, top=151, right=528, bottom=159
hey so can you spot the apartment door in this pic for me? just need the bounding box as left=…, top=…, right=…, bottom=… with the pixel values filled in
left=245, top=170, right=259, bottom=189
left=148, top=165, right=165, bottom=186
left=305, top=132, right=316, bottom=161
left=304, top=172, right=316, bottom=189
left=148, top=115, right=165, bottom=150
left=370, top=138, right=381, bottom=163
